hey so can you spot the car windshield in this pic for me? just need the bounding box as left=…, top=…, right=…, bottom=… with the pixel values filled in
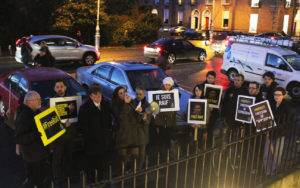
left=31, top=77, right=88, bottom=105
left=283, top=54, right=300, bottom=71
left=126, top=69, right=177, bottom=91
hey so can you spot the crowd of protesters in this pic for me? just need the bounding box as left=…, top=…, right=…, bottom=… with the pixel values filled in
left=3, top=69, right=297, bottom=188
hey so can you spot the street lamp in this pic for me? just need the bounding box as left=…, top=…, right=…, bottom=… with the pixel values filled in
left=95, top=0, right=100, bottom=51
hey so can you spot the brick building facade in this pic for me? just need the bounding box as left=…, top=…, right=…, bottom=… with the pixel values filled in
left=147, top=0, right=300, bottom=36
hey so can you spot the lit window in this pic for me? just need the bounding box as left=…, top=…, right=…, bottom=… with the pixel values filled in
left=178, top=11, right=183, bottom=24
left=249, top=14, right=258, bottom=33
left=155, top=0, right=159, bottom=5
left=191, top=0, right=196, bottom=5
left=223, top=11, right=229, bottom=28
left=164, top=9, right=169, bottom=24
left=178, top=0, right=183, bottom=5
left=285, top=0, right=291, bottom=8
left=205, top=0, right=213, bottom=4
left=251, top=0, right=260, bottom=7
left=283, top=15, right=289, bottom=34
left=222, top=0, right=230, bottom=4
left=165, top=0, right=169, bottom=5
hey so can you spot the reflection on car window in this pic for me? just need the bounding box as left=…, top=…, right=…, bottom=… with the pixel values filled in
left=19, top=77, right=28, bottom=97
left=10, top=74, right=21, bottom=96
left=93, top=65, right=112, bottom=80
left=266, top=54, right=290, bottom=71
left=126, top=69, right=169, bottom=91
left=182, top=41, right=193, bottom=47
left=31, top=78, right=87, bottom=105
left=110, top=68, right=127, bottom=86
left=57, top=38, right=76, bottom=46
left=283, top=54, right=300, bottom=71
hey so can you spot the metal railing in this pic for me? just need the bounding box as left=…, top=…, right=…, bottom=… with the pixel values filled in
left=54, top=114, right=300, bottom=188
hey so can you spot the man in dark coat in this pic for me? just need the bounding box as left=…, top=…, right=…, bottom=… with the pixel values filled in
left=33, top=47, right=55, bottom=67
left=132, top=87, right=151, bottom=169
left=78, top=85, right=112, bottom=179
left=20, top=37, right=33, bottom=68
left=51, top=80, right=75, bottom=188
left=221, top=74, right=248, bottom=139
left=15, top=91, right=50, bottom=188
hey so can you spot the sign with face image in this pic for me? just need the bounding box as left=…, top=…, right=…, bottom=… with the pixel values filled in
left=147, top=89, right=180, bottom=112
left=187, top=99, right=207, bottom=124
left=204, top=84, right=223, bottom=108
left=50, top=96, right=82, bottom=123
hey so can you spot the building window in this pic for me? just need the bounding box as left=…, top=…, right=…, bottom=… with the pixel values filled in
left=249, top=14, right=258, bottom=33
left=283, top=15, right=289, bottom=34
left=222, top=11, right=229, bottom=28
left=222, top=0, right=230, bottom=4
left=205, top=0, right=213, bottom=5
left=285, top=0, right=291, bottom=8
left=191, top=0, right=197, bottom=5
left=251, top=0, right=260, bottom=8
left=165, top=0, right=169, bottom=5
left=155, top=0, right=159, bottom=5
left=178, top=11, right=183, bottom=25
left=164, top=9, right=169, bottom=24
left=178, top=0, right=183, bottom=5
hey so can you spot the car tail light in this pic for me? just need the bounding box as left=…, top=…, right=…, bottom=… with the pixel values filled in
left=209, top=38, right=214, bottom=43
left=155, top=47, right=162, bottom=53
left=225, top=39, right=230, bottom=47
left=143, top=45, right=148, bottom=51
left=15, top=38, right=21, bottom=45
left=270, top=36, right=275, bottom=40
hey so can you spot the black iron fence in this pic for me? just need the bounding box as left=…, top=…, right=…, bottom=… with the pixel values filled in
left=49, top=114, right=300, bottom=188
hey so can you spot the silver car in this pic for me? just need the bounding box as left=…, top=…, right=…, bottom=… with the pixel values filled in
left=15, top=35, right=100, bottom=65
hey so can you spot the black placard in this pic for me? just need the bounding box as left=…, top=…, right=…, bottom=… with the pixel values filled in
left=235, top=95, right=255, bottom=123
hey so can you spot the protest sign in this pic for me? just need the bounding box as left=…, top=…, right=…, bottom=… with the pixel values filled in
left=204, top=84, right=223, bottom=108
left=235, top=95, right=256, bottom=123
left=50, top=96, right=82, bottom=123
left=249, top=100, right=275, bottom=132
left=34, top=106, right=65, bottom=146
left=187, top=99, right=207, bottom=124
left=148, top=89, right=180, bottom=112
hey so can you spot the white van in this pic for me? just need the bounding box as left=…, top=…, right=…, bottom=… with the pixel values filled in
left=221, top=42, right=300, bottom=98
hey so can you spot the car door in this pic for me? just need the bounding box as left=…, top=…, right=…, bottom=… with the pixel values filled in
left=244, top=46, right=266, bottom=83
left=90, top=65, right=113, bottom=99
left=182, top=40, right=199, bottom=59
left=169, top=40, right=185, bottom=60
left=43, top=38, right=61, bottom=60
left=60, top=38, right=81, bottom=60
left=264, top=53, right=292, bottom=86
left=108, top=67, right=129, bottom=99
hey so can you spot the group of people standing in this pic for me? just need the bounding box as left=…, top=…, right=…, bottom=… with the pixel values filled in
left=20, top=37, right=55, bottom=68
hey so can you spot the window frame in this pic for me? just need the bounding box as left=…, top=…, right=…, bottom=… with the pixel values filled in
left=92, top=65, right=113, bottom=80
left=265, top=53, right=292, bottom=72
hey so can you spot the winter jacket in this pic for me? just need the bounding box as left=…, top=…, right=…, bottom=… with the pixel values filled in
left=21, top=43, right=32, bottom=64
left=260, top=82, right=278, bottom=104
left=34, top=54, right=55, bottom=67
left=78, top=98, right=112, bottom=155
left=15, top=105, right=50, bottom=162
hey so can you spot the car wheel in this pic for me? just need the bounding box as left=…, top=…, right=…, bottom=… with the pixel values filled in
left=0, top=98, right=5, bottom=117
left=83, top=53, right=96, bottom=65
left=288, top=83, right=300, bottom=99
left=167, top=53, right=176, bottom=64
left=198, top=52, right=206, bottom=62
left=227, top=69, right=238, bottom=82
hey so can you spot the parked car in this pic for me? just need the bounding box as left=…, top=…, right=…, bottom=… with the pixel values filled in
left=221, top=42, right=300, bottom=98
left=159, top=25, right=172, bottom=32
left=256, top=32, right=291, bottom=40
left=76, top=61, right=192, bottom=124
left=0, top=67, right=88, bottom=118
left=181, top=29, right=204, bottom=40
left=169, top=26, right=187, bottom=36
left=210, top=31, right=246, bottom=54
left=15, top=35, right=100, bottom=65
left=143, top=38, right=207, bottom=65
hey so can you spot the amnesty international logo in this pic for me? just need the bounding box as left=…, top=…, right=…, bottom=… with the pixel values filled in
left=34, top=106, right=66, bottom=146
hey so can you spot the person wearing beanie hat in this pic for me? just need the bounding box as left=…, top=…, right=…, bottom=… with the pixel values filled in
left=163, top=77, right=174, bottom=87
left=33, top=46, right=55, bottom=67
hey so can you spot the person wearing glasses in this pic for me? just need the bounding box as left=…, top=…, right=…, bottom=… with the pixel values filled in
left=264, top=87, right=293, bottom=176
left=15, top=91, right=50, bottom=188
left=248, top=82, right=263, bottom=103
left=111, top=86, right=142, bottom=170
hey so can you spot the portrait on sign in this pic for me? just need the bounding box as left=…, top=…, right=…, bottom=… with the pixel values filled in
left=187, top=99, right=207, bottom=124
left=147, top=89, right=180, bottom=112
left=235, top=95, right=256, bottom=124
left=204, top=84, right=222, bottom=108
left=50, top=96, right=82, bottom=123
left=34, top=106, right=66, bottom=146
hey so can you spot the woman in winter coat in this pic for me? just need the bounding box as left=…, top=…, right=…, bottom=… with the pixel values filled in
left=111, top=86, right=142, bottom=167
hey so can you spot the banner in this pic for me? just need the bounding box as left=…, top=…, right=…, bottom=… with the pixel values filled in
left=50, top=96, right=82, bottom=123
left=34, top=106, right=65, bottom=146
left=204, top=84, right=223, bottom=108
left=148, top=89, right=180, bottom=112
left=249, top=100, right=275, bottom=132
left=235, top=95, right=256, bottom=123
left=187, top=99, right=207, bottom=124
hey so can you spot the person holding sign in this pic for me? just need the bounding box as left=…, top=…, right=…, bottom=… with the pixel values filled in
left=15, top=91, right=50, bottom=188
left=263, top=87, right=293, bottom=176
left=153, top=77, right=178, bottom=156
left=260, top=71, right=278, bottom=104
left=78, top=84, right=112, bottom=181
left=51, top=80, right=75, bottom=188
left=111, top=86, right=142, bottom=170
left=221, top=74, right=248, bottom=140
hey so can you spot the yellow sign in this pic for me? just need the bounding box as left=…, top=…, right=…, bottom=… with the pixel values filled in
left=34, top=106, right=66, bottom=146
